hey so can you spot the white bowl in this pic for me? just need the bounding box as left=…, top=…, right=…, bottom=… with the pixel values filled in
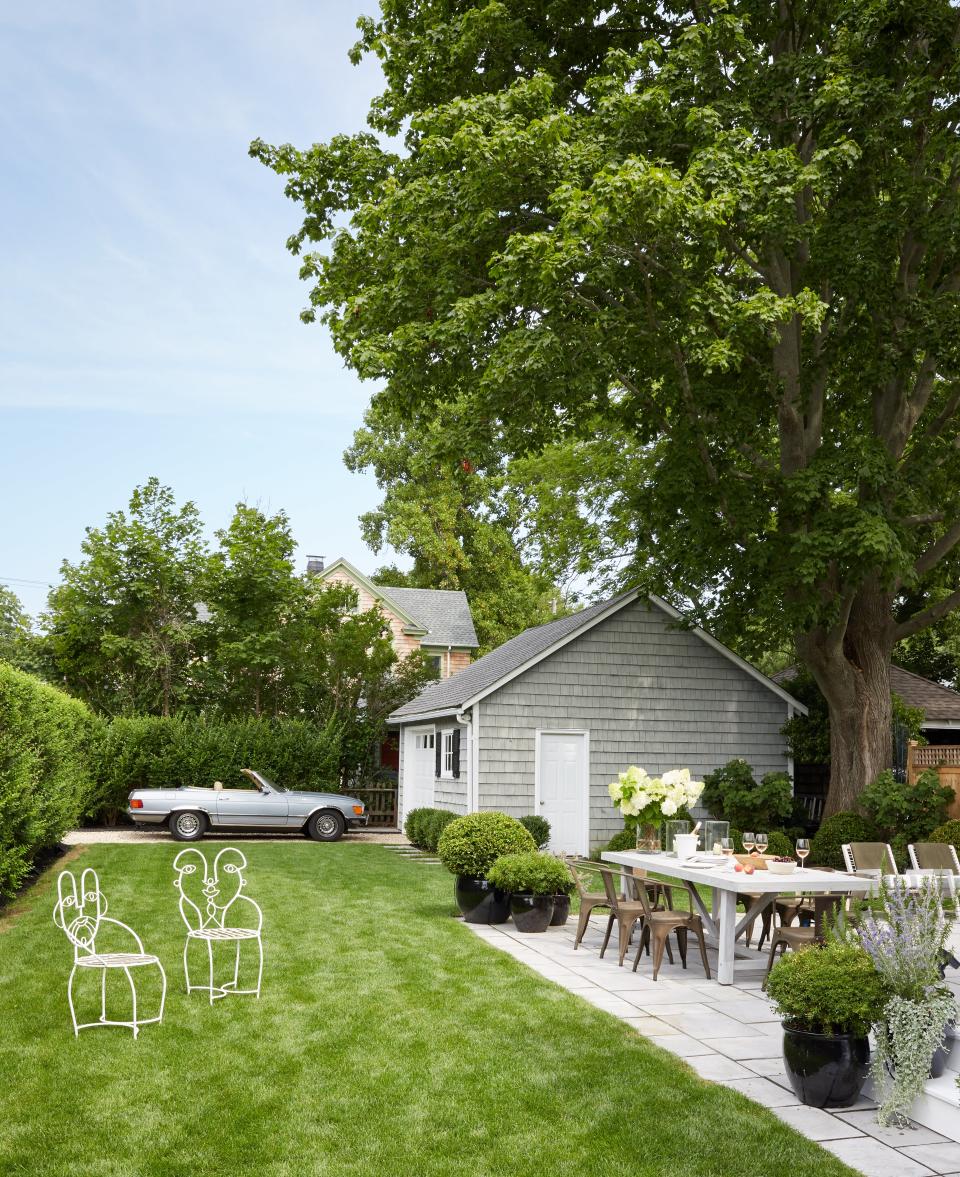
left=766, top=860, right=796, bottom=875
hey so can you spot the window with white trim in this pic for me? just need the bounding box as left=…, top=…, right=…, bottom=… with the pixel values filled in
left=414, top=733, right=435, bottom=750
left=442, top=730, right=454, bottom=776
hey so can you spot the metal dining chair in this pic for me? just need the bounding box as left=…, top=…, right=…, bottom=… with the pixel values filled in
left=614, top=868, right=711, bottom=981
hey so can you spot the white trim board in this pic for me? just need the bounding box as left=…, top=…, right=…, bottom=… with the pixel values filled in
left=534, top=729, right=590, bottom=857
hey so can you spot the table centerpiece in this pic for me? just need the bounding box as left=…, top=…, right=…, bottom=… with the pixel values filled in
left=608, top=766, right=705, bottom=853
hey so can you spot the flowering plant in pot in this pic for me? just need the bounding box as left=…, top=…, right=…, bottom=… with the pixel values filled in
left=486, top=853, right=575, bottom=933
left=437, top=813, right=535, bottom=924
left=765, top=941, right=887, bottom=1108
left=607, top=766, right=705, bottom=851
left=858, top=878, right=958, bottom=1126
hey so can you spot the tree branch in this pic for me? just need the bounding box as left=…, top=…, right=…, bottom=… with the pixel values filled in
left=894, top=586, right=960, bottom=640
left=913, top=519, right=960, bottom=578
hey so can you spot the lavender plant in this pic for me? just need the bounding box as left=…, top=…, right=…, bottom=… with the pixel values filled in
left=858, top=879, right=957, bottom=1126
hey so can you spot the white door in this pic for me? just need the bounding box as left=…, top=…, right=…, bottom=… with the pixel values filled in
left=403, top=727, right=436, bottom=820
left=537, top=732, right=588, bottom=855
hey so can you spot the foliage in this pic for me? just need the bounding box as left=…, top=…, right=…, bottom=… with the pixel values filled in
left=928, top=820, right=960, bottom=855
left=436, top=812, right=535, bottom=878
left=487, top=852, right=574, bottom=896
left=0, top=664, right=100, bottom=903
left=608, top=766, right=704, bottom=828
left=872, top=992, right=957, bottom=1127
left=348, top=417, right=570, bottom=654
left=702, top=760, right=793, bottom=831
left=859, top=879, right=957, bottom=1125
left=604, top=828, right=637, bottom=854
left=809, top=811, right=883, bottom=870
left=860, top=770, right=953, bottom=847
left=0, top=587, right=44, bottom=677
left=0, top=844, right=861, bottom=1177
left=87, top=714, right=342, bottom=822
left=254, top=0, right=960, bottom=817
left=45, top=478, right=207, bottom=718
left=41, top=482, right=436, bottom=785
left=518, top=814, right=551, bottom=850
left=404, top=807, right=457, bottom=853
left=727, top=829, right=794, bottom=857
left=765, top=942, right=887, bottom=1037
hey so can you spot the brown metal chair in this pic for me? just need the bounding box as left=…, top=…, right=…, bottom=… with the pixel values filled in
left=762, top=924, right=815, bottom=988
left=614, top=869, right=711, bottom=981
left=566, top=859, right=614, bottom=950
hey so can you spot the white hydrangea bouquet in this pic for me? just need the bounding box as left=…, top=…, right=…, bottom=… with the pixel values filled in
left=608, top=766, right=705, bottom=851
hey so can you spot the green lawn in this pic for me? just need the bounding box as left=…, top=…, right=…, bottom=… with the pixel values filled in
left=0, top=843, right=859, bottom=1177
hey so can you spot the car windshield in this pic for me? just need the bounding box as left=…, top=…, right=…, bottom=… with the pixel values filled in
left=253, top=772, right=286, bottom=794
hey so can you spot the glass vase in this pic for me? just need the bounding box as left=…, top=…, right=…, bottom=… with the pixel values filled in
left=636, top=822, right=662, bottom=853
left=703, top=820, right=730, bottom=856
left=663, top=820, right=690, bottom=855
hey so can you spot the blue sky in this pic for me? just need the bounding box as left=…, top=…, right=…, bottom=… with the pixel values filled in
left=0, top=1, right=394, bottom=618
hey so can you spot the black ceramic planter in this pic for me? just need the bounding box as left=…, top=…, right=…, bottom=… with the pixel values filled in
left=782, top=1026, right=870, bottom=1108
left=510, top=893, right=555, bottom=932
left=455, top=876, right=511, bottom=924
left=550, top=894, right=571, bottom=926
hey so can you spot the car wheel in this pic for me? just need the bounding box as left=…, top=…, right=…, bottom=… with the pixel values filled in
left=169, top=811, right=206, bottom=842
left=307, top=811, right=346, bottom=842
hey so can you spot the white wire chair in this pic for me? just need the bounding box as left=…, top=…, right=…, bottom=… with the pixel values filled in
left=53, top=868, right=167, bottom=1039
left=173, top=847, right=263, bottom=1004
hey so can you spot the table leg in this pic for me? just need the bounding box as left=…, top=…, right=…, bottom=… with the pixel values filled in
left=717, top=889, right=737, bottom=985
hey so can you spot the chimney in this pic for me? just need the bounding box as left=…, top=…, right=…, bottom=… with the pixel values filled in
left=306, top=555, right=325, bottom=575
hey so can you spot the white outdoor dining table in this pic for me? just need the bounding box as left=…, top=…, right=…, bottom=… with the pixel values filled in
left=601, top=850, right=876, bottom=985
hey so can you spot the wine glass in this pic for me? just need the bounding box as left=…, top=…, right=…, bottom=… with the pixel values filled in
left=720, top=837, right=734, bottom=857
left=796, top=838, right=810, bottom=869
left=742, top=832, right=756, bottom=856
left=755, top=833, right=769, bottom=857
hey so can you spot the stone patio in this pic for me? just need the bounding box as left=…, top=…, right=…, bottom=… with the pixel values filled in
left=466, top=913, right=960, bottom=1177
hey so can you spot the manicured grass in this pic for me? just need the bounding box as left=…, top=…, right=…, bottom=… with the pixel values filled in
left=0, top=844, right=858, bottom=1177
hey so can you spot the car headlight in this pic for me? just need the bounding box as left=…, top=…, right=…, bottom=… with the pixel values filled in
left=352, top=805, right=364, bottom=815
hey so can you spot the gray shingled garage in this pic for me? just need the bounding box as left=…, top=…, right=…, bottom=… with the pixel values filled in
left=388, top=590, right=807, bottom=855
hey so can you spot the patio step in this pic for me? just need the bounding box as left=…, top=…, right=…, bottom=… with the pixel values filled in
left=906, top=1064, right=960, bottom=1142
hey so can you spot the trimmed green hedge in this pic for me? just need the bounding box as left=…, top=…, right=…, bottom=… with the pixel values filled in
left=0, top=662, right=100, bottom=903
left=88, top=715, right=342, bottom=820
left=404, top=807, right=457, bottom=852
left=809, top=811, right=882, bottom=870
left=437, top=812, right=535, bottom=877
left=928, top=820, right=960, bottom=856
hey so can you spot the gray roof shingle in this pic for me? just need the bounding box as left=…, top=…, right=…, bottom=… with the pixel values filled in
left=389, top=592, right=631, bottom=720
left=375, top=585, right=478, bottom=649
left=773, top=664, right=960, bottom=723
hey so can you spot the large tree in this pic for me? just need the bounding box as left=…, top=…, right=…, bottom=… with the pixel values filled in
left=45, top=479, right=207, bottom=716
left=254, top=1, right=960, bottom=814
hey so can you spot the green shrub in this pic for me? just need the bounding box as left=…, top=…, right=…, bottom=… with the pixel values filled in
left=860, top=769, right=953, bottom=845
left=809, top=811, right=882, bottom=870
left=766, top=941, right=888, bottom=1036
left=0, top=664, right=101, bottom=903
left=605, top=828, right=637, bottom=853
left=487, top=852, right=575, bottom=896
left=404, top=807, right=430, bottom=848
left=519, top=814, right=551, bottom=849
left=701, top=759, right=793, bottom=830
left=88, top=714, right=341, bottom=821
left=765, top=831, right=794, bottom=857
left=927, top=820, right=960, bottom=855
left=423, top=809, right=457, bottom=852
left=437, top=812, right=535, bottom=877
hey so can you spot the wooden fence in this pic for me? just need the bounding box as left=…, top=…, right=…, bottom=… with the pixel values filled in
left=906, top=741, right=960, bottom=819
left=346, top=785, right=399, bottom=829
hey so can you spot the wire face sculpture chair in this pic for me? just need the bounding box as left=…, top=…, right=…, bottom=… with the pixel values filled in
left=53, top=868, right=167, bottom=1039
left=173, top=847, right=264, bottom=1004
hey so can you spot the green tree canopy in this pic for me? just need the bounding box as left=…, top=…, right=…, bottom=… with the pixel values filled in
left=254, top=0, right=960, bottom=813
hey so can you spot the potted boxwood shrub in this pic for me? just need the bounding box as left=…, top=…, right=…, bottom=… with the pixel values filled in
left=437, top=812, right=535, bottom=924
left=766, top=941, right=888, bottom=1108
left=487, top=852, right=575, bottom=932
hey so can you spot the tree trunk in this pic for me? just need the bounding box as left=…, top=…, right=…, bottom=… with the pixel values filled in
left=798, top=582, right=894, bottom=816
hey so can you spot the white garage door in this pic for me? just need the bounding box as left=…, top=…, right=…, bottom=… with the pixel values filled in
left=403, top=727, right=436, bottom=820
left=537, top=731, right=589, bottom=855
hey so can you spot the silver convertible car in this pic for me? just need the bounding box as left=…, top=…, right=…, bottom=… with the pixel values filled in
left=127, top=768, right=368, bottom=842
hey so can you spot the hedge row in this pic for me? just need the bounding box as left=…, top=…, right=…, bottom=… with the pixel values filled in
left=404, top=807, right=458, bottom=852
left=89, top=715, right=342, bottom=819
left=0, top=663, right=100, bottom=903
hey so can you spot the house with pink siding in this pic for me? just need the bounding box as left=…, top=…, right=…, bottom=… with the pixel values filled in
left=317, top=557, right=478, bottom=679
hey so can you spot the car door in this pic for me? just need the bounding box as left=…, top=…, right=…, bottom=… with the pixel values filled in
left=216, top=782, right=288, bottom=829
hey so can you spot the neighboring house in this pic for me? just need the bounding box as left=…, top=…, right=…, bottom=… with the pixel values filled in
left=888, top=665, right=960, bottom=744
left=316, top=557, right=479, bottom=678
left=388, top=589, right=806, bottom=854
